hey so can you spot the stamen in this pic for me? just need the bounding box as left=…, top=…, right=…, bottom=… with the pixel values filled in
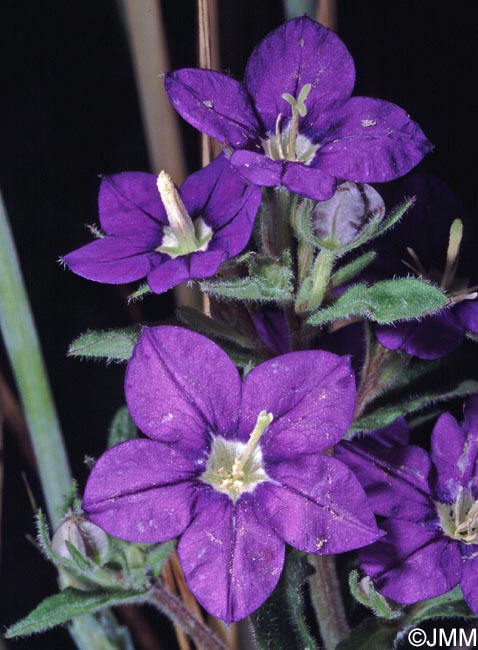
left=441, top=219, right=464, bottom=289
left=275, top=113, right=286, bottom=160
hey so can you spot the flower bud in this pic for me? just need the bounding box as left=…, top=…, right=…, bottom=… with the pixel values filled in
left=311, top=181, right=385, bottom=248
left=52, top=515, right=110, bottom=565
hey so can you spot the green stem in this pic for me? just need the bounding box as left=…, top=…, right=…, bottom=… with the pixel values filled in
left=149, top=584, right=227, bottom=650
left=0, top=192, right=71, bottom=527
left=308, top=555, right=349, bottom=650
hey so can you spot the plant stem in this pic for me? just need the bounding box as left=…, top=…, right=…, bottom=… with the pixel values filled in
left=149, top=584, right=227, bottom=650
left=0, top=192, right=71, bottom=527
left=308, top=555, right=349, bottom=650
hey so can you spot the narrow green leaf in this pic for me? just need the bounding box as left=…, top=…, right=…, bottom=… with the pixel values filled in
left=336, top=619, right=398, bottom=650
left=406, top=587, right=474, bottom=625
left=251, top=549, right=317, bottom=650
left=331, top=252, right=377, bottom=288
left=5, top=588, right=148, bottom=638
left=352, top=379, right=478, bottom=432
left=349, top=571, right=403, bottom=620
left=107, top=407, right=138, bottom=448
left=68, top=327, right=141, bottom=362
left=308, top=279, right=448, bottom=326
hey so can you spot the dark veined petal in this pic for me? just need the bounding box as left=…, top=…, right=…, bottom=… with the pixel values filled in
left=375, top=309, right=464, bottom=360
left=180, top=155, right=261, bottom=258
left=360, top=519, right=462, bottom=604
left=239, top=350, right=356, bottom=455
left=256, top=454, right=382, bottom=554
left=147, top=256, right=191, bottom=294
left=230, top=151, right=284, bottom=187
left=178, top=490, right=284, bottom=623
left=125, top=327, right=242, bottom=454
left=83, top=439, right=199, bottom=543
left=460, top=546, right=478, bottom=615
left=245, top=16, right=355, bottom=132
left=63, top=237, right=160, bottom=284
left=316, top=97, right=432, bottom=183
left=336, top=439, right=434, bottom=520
left=99, top=172, right=167, bottom=235
left=165, top=69, right=260, bottom=147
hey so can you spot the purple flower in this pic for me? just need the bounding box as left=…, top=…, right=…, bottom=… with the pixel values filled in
left=337, top=399, right=478, bottom=614
left=82, top=326, right=381, bottom=622
left=369, top=172, right=478, bottom=359
left=62, top=155, right=261, bottom=294
left=165, top=17, right=431, bottom=201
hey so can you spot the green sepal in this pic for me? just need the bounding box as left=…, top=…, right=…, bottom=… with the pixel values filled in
left=200, top=254, right=293, bottom=303
left=307, top=279, right=448, bottom=326
left=68, top=327, right=141, bottom=363
left=351, top=379, right=478, bottom=432
left=349, top=570, right=403, bottom=620
left=146, top=540, right=176, bottom=579
left=127, top=282, right=151, bottom=302
left=5, top=588, right=149, bottom=639
left=107, top=407, right=138, bottom=448
left=336, top=619, right=399, bottom=650
left=331, top=251, right=377, bottom=288
left=251, top=548, right=317, bottom=650
left=405, top=587, right=474, bottom=626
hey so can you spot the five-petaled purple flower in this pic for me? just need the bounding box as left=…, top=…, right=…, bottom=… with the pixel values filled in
left=62, top=155, right=261, bottom=294
left=369, top=172, right=478, bottom=359
left=83, top=326, right=382, bottom=622
left=336, top=398, right=478, bottom=614
left=165, top=17, right=431, bottom=201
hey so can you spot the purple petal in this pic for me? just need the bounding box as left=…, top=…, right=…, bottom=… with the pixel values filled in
left=460, top=547, right=478, bottom=615
left=63, top=237, right=160, bottom=284
left=181, top=155, right=261, bottom=258
left=336, top=440, right=434, bottom=520
left=375, top=310, right=464, bottom=360
left=230, top=151, right=284, bottom=187
left=125, top=327, right=242, bottom=454
left=282, top=162, right=336, bottom=200
left=99, top=172, right=167, bottom=235
left=83, top=439, right=197, bottom=543
left=316, top=97, right=432, bottom=183
left=360, top=520, right=461, bottom=604
left=188, top=250, right=225, bottom=277
left=244, top=17, right=355, bottom=132
left=458, top=396, right=478, bottom=487
left=147, top=257, right=191, bottom=294
left=455, top=300, right=478, bottom=334
left=165, top=69, right=260, bottom=147
left=239, top=351, right=355, bottom=456
left=252, top=309, right=290, bottom=355
left=257, top=455, right=381, bottom=554
left=431, top=412, right=468, bottom=501
left=178, top=490, right=284, bottom=623
left=372, top=418, right=410, bottom=447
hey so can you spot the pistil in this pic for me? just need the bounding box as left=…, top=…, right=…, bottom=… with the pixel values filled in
left=155, top=171, right=213, bottom=259
left=437, top=486, right=478, bottom=544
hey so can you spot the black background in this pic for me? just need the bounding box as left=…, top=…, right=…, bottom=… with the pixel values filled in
left=2, top=1, right=477, bottom=648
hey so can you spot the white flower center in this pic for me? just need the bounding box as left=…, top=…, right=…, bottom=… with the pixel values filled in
left=200, top=410, right=273, bottom=502
left=437, top=486, right=478, bottom=544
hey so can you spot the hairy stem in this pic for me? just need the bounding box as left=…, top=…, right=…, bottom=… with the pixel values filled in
left=308, top=555, right=349, bottom=650
left=149, top=584, right=227, bottom=650
left=0, top=192, right=71, bottom=527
